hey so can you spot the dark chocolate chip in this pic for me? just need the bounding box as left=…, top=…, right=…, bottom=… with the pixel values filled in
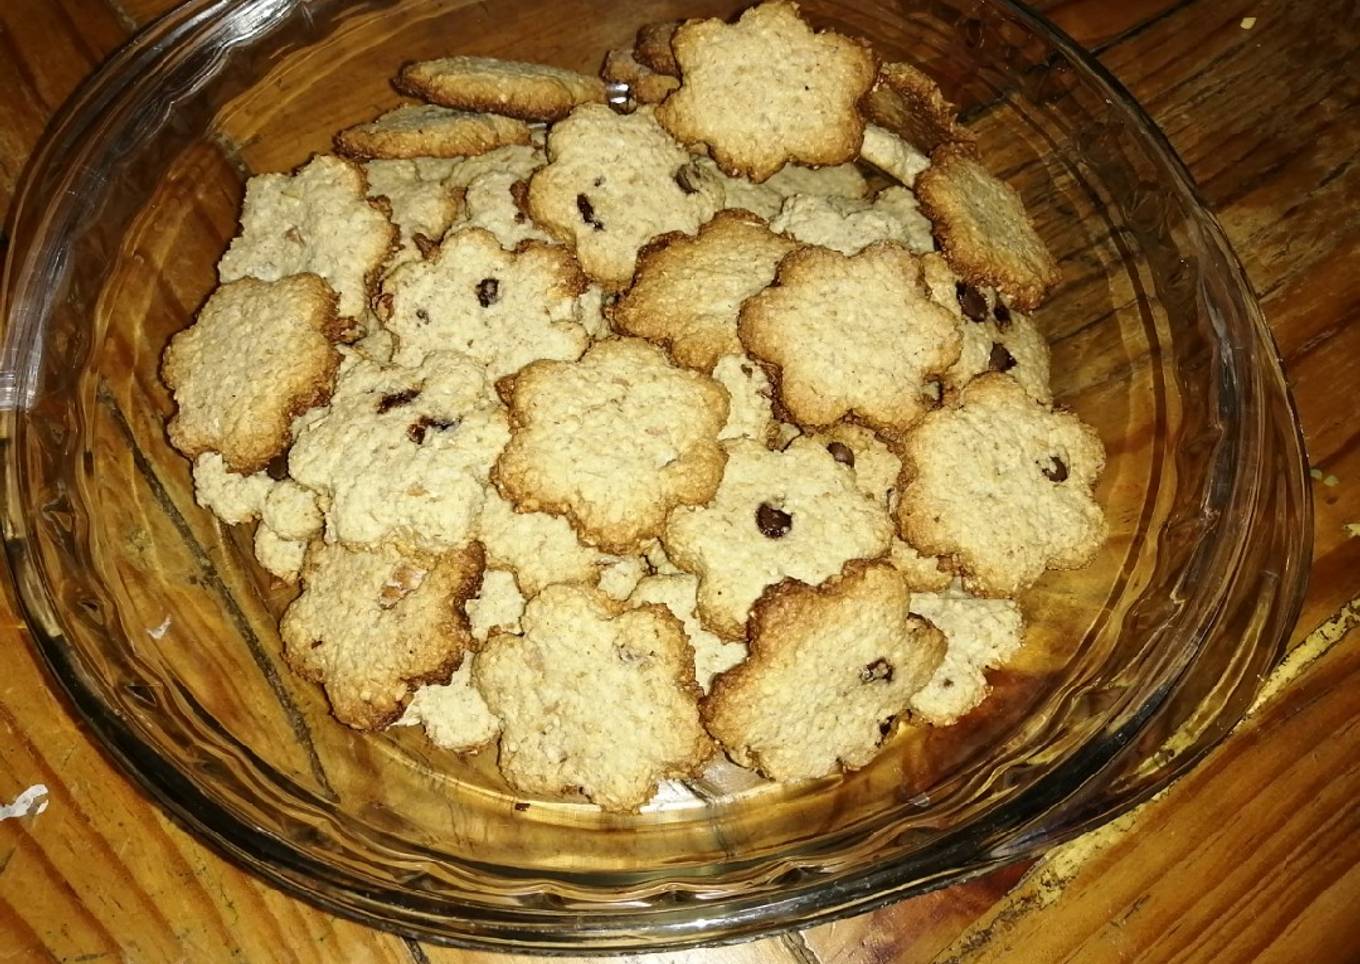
left=265, top=453, right=290, bottom=481
left=476, top=277, right=500, bottom=307
left=826, top=441, right=855, bottom=467
left=577, top=193, right=604, bottom=231
left=989, top=342, right=1017, bottom=372
left=956, top=281, right=988, bottom=322
left=407, top=416, right=458, bottom=445
left=878, top=716, right=895, bottom=736
left=860, top=658, right=894, bottom=683
left=377, top=388, right=420, bottom=413
left=992, top=300, right=1012, bottom=328
left=674, top=164, right=700, bottom=195
left=513, top=801, right=530, bottom=811
left=755, top=502, right=793, bottom=538
left=1041, top=455, right=1069, bottom=483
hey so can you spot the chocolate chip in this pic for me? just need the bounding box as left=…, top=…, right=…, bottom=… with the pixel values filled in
left=878, top=717, right=895, bottom=736
left=860, top=658, right=894, bottom=683
left=377, top=388, right=420, bottom=413
left=476, top=277, right=500, bottom=307
left=989, top=342, right=1017, bottom=372
left=992, top=300, right=1012, bottom=328
left=265, top=453, right=290, bottom=481
left=407, top=416, right=457, bottom=445
left=956, top=281, right=988, bottom=322
left=674, top=164, right=700, bottom=195
left=755, top=502, right=792, bottom=538
left=1041, top=455, right=1069, bottom=483
left=513, top=801, right=530, bottom=812
left=826, top=441, right=855, bottom=467
left=577, top=193, right=604, bottom=231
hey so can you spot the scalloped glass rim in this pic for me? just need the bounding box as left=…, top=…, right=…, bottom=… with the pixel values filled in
left=0, top=0, right=1311, bottom=951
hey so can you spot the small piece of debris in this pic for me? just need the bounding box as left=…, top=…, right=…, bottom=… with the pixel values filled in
left=1345, top=523, right=1360, bottom=538
left=1310, top=467, right=1323, bottom=480
left=147, top=616, right=172, bottom=640
left=0, top=784, right=49, bottom=821
left=1240, top=16, right=1257, bottom=29
left=1323, top=474, right=1340, bottom=488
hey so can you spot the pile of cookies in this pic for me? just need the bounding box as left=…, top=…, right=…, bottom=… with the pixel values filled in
left=161, top=1, right=1107, bottom=812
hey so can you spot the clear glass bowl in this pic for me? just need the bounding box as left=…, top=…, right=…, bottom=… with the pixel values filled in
left=0, top=0, right=1311, bottom=952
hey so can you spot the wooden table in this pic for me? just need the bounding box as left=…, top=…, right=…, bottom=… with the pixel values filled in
left=1, top=0, right=1357, bottom=960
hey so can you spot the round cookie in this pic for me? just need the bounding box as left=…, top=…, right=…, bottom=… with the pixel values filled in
left=336, top=104, right=532, bottom=160
left=738, top=242, right=961, bottom=440
left=218, top=155, right=397, bottom=324
left=663, top=437, right=894, bottom=639
left=164, top=275, right=346, bottom=474
left=288, top=350, right=509, bottom=554
left=702, top=560, right=945, bottom=780
left=895, top=373, right=1107, bottom=597
left=655, top=1, right=879, bottom=182
left=397, top=56, right=607, bottom=123
left=610, top=210, right=796, bottom=372
left=476, top=585, right=712, bottom=811
left=494, top=339, right=729, bottom=554
left=920, top=252, right=1052, bottom=404
left=281, top=540, right=484, bottom=729
left=527, top=104, right=723, bottom=288
left=909, top=584, right=1025, bottom=725
left=916, top=144, right=1060, bottom=311
left=378, top=226, right=588, bottom=380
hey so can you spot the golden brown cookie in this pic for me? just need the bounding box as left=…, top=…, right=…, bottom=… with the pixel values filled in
left=281, top=540, right=484, bottom=729
left=336, top=104, right=532, bottom=160
left=397, top=56, right=607, bottom=122
left=702, top=560, right=945, bottom=780
left=655, top=1, right=879, bottom=182
left=476, top=585, right=711, bottom=811
left=895, top=373, right=1106, bottom=597
left=861, top=61, right=976, bottom=155
left=739, top=242, right=961, bottom=439
left=163, top=275, right=345, bottom=473
left=916, top=144, right=1060, bottom=310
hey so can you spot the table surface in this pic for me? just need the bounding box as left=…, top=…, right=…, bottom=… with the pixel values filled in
left=1, top=0, right=1358, bottom=960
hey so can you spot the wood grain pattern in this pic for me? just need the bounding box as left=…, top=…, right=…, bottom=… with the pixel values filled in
left=0, top=0, right=1357, bottom=962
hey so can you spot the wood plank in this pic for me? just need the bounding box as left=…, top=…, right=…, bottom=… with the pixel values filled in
left=0, top=596, right=423, bottom=963
left=921, top=599, right=1360, bottom=963
left=0, top=0, right=128, bottom=213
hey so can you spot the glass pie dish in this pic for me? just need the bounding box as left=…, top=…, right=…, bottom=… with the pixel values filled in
left=0, top=0, right=1310, bottom=952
